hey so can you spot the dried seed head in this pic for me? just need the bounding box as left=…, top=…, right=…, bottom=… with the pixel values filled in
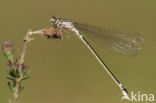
left=42, top=28, right=61, bottom=39
left=21, top=62, right=29, bottom=70
left=2, top=40, right=14, bottom=52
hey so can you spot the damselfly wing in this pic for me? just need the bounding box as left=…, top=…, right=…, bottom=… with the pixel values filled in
left=74, top=22, right=144, bottom=56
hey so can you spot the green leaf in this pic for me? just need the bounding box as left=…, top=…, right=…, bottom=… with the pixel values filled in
left=3, top=51, right=14, bottom=60
left=9, top=70, right=18, bottom=78
left=8, top=77, right=16, bottom=87
left=24, top=70, right=30, bottom=75
left=19, top=73, right=24, bottom=79
left=6, top=68, right=10, bottom=73
left=21, top=75, right=30, bottom=81
left=19, top=85, right=24, bottom=93
left=8, top=82, right=14, bottom=93
left=6, top=76, right=15, bottom=81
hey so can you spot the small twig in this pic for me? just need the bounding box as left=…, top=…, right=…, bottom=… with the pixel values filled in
left=18, top=31, right=33, bottom=72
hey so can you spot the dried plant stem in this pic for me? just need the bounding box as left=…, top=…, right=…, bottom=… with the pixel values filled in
left=13, top=78, right=21, bottom=103
left=12, top=30, right=43, bottom=103
left=12, top=31, right=31, bottom=103
left=19, top=31, right=32, bottom=72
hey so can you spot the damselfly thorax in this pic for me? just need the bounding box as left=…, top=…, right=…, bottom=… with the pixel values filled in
left=52, top=18, right=77, bottom=32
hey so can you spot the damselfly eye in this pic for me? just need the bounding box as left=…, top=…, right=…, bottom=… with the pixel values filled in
left=49, top=16, right=57, bottom=22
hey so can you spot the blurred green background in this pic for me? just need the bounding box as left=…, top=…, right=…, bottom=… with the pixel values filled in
left=0, top=0, right=156, bottom=103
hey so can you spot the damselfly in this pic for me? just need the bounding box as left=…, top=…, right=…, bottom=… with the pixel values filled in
left=49, top=16, right=144, bottom=97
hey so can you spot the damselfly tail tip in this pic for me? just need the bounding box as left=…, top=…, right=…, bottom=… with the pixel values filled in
left=119, top=83, right=128, bottom=94
left=121, top=91, right=130, bottom=101
left=122, top=88, right=128, bottom=94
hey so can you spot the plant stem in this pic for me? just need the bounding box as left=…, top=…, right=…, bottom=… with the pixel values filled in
left=12, top=29, right=43, bottom=103
left=18, top=31, right=32, bottom=72
left=13, top=78, right=21, bottom=103
left=12, top=31, right=31, bottom=103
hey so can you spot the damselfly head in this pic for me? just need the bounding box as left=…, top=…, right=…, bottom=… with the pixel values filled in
left=49, top=16, right=57, bottom=23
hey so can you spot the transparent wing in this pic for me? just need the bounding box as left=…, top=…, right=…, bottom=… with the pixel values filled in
left=74, top=22, right=144, bottom=56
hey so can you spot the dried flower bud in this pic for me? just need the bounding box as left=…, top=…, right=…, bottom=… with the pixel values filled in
left=2, top=40, right=14, bottom=52
left=2, top=40, right=14, bottom=60
left=21, top=62, right=29, bottom=70
left=42, top=28, right=61, bottom=39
